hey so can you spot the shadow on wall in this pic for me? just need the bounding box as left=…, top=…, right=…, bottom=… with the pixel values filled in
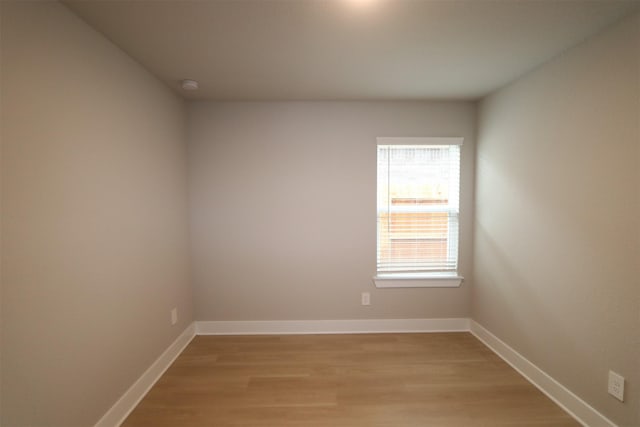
left=472, top=220, right=583, bottom=367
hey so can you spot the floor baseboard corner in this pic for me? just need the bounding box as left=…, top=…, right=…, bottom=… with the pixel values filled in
left=469, top=320, right=617, bottom=427
left=94, top=322, right=196, bottom=427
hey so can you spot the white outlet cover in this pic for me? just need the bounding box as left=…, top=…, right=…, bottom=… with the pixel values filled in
left=361, top=292, right=371, bottom=306
left=171, top=308, right=178, bottom=325
left=608, top=370, right=624, bottom=401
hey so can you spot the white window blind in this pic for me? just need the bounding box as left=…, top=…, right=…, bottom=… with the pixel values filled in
left=376, top=138, right=462, bottom=275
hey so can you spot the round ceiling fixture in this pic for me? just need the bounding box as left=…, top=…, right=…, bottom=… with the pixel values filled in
left=181, top=79, right=199, bottom=90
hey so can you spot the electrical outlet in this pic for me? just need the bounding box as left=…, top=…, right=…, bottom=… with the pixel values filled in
left=171, top=308, right=178, bottom=326
left=608, top=370, right=624, bottom=401
left=361, top=292, right=371, bottom=306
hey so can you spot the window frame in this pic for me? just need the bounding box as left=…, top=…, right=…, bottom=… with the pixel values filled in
left=373, top=137, right=464, bottom=288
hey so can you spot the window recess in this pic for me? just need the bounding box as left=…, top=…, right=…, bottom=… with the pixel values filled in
left=374, top=137, right=463, bottom=288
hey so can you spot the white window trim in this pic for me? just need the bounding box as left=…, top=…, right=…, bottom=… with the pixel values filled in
left=373, top=273, right=463, bottom=288
left=374, top=137, right=464, bottom=288
left=377, top=137, right=463, bottom=147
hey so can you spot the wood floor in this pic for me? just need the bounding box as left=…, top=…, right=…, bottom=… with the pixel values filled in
left=122, top=333, right=579, bottom=426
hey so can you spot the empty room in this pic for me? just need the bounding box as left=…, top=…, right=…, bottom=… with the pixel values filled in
left=1, top=1, right=639, bottom=426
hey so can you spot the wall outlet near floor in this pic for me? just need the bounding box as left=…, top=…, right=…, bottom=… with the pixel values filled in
left=361, top=292, right=371, bottom=306
left=171, top=308, right=178, bottom=326
left=608, top=370, right=624, bottom=401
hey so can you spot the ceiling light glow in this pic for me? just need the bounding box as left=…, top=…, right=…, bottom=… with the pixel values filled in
left=346, top=0, right=379, bottom=10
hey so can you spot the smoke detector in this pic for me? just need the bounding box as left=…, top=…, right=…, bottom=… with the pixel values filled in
left=181, top=79, right=199, bottom=91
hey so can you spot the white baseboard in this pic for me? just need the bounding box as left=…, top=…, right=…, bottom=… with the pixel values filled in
left=196, top=318, right=470, bottom=335
left=94, top=322, right=196, bottom=427
left=470, top=320, right=617, bottom=427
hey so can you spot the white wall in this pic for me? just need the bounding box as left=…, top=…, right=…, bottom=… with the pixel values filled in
left=189, top=101, right=475, bottom=321
left=474, top=13, right=639, bottom=426
left=0, top=2, right=192, bottom=425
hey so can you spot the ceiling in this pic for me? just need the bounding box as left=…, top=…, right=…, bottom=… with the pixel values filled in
left=64, top=0, right=639, bottom=101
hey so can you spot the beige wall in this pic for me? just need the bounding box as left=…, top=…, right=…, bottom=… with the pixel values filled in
left=5, top=1, right=636, bottom=425
left=0, top=2, right=193, bottom=426
left=474, top=13, right=639, bottom=426
left=189, top=101, right=475, bottom=321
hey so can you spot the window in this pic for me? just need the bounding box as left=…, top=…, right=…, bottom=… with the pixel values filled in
left=374, top=137, right=463, bottom=288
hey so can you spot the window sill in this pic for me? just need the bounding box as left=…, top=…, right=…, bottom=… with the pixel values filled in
left=373, top=273, right=463, bottom=288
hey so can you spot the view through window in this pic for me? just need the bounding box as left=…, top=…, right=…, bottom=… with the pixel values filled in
left=377, top=141, right=461, bottom=275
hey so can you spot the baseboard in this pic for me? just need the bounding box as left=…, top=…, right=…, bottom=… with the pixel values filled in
left=94, top=322, right=196, bottom=427
left=196, top=317, right=470, bottom=335
left=470, top=320, right=617, bottom=427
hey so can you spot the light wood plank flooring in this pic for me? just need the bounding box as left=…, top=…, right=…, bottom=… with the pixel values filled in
left=122, top=333, right=579, bottom=426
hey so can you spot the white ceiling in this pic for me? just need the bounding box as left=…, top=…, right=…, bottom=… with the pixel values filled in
left=64, top=0, right=639, bottom=101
